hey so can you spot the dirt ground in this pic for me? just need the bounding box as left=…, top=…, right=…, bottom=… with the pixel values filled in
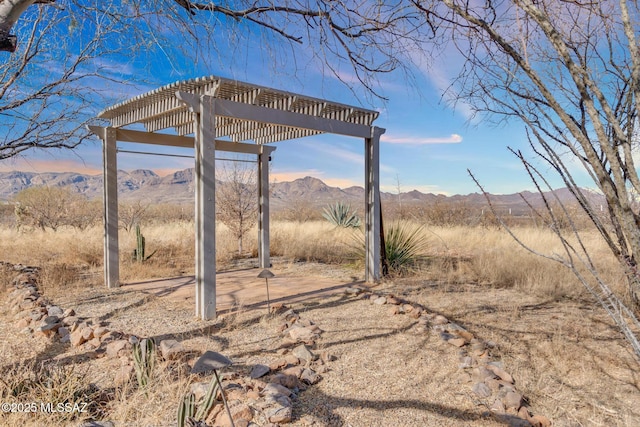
left=1, top=262, right=639, bottom=426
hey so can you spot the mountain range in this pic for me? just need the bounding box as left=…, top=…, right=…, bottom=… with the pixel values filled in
left=0, top=168, right=604, bottom=214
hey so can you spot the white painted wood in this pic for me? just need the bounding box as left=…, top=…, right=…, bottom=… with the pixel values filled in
left=196, top=95, right=217, bottom=320
left=213, top=98, right=372, bottom=139
left=110, top=127, right=276, bottom=155
left=365, top=127, right=385, bottom=282
left=102, top=127, right=120, bottom=288
left=258, top=148, right=272, bottom=268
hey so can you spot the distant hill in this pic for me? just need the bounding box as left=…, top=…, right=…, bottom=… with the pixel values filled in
left=0, top=168, right=605, bottom=214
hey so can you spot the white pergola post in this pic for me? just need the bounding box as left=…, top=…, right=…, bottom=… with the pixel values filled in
left=365, top=127, right=385, bottom=282
left=258, top=148, right=271, bottom=269
left=196, top=96, right=218, bottom=320
left=178, top=91, right=218, bottom=320
left=102, top=127, right=120, bottom=288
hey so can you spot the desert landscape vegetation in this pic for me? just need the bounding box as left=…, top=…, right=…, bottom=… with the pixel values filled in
left=5, top=1, right=640, bottom=427
left=1, top=173, right=640, bottom=426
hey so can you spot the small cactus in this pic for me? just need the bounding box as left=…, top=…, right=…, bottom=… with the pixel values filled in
left=177, top=373, right=226, bottom=427
left=133, top=224, right=157, bottom=262
left=132, top=338, right=155, bottom=389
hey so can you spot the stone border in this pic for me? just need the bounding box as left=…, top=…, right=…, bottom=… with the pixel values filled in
left=2, top=263, right=335, bottom=426
left=352, top=285, right=552, bottom=427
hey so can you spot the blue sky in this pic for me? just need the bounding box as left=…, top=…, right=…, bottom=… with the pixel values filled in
left=0, top=8, right=588, bottom=196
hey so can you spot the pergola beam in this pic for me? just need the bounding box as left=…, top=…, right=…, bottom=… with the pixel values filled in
left=87, top=126, right=276, bottom=156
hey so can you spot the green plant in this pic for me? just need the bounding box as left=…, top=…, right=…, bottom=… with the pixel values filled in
left=132, top=338, right=155, bottom=389
left=323, top=202, right=361, bottom=228
left=177, top=374, right=222, bottom=427
left=383, top=222, right=428, bottom=273
left=352, top=221, right=428, bottom=275
left=133, top=224, right=156, bottom=262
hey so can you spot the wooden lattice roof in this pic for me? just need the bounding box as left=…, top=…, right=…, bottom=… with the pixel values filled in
left=98, top=75, right=379, bottom=144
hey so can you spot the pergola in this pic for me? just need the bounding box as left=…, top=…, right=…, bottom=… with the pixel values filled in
left=90, top=75, right=385, bottom=320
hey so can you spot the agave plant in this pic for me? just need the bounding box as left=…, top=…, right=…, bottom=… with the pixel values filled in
left=323, top=202, right=361, bottom=228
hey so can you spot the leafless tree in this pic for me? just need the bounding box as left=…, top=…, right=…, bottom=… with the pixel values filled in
left=411, top=0, right=640, bottom=357
left=1, top=1, right=424, bottom=159
left=216, top=158, right=258, bottom=256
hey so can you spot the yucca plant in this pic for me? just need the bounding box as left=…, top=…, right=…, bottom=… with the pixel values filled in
left=352, top=221, right=428, bottom=275
left=383, top=222, right=428, bottom=273
left=323, top=202, right=361, bottom=228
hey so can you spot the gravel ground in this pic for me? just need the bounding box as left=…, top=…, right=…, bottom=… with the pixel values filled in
left=2, top=265, right=640, bottom=426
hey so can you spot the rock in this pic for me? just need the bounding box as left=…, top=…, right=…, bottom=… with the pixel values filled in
left=472, top=382, right=492, bottom=398
left=300, top=368, right=320, bottom=385
left=490, top=399, right=505, bottom=413
left=38, top=321, right=61, bottom=334
left=58, top=326, right=70, bottom=338
left=263, top=382, right=293, bottom=397
left=282, top=366, right=304, bottom=378
left=484, top=377, right=501, bottom=392
left=250, top=364, right=270, bottom=379
left=47, top=306, right=64, bottom=317
left=214, top=401, right=253, bottom=427
left=268, top=359, right=288, bottom=371
left=271, top=373, right=298, bottom=389
left=114, top=364, right=134, bottom=386
left=106, top=339, right=130, bottom=358
left=79, top=421, right=115, bottom=427
left=388, top=305, right=400, bottom=315
left=453, top=329, right=474, bottom=342
left=292, top=344, right=315, bottom=363
left=529, top=415, right=552, bottom=427
left=62, top=308, right=76, bottom=317
left=159, top=339, right=187, bottom=360
left=70, top=329, right=87, bottom=347
left=373, top=296, right=387, bottom=305
left=503, top=391, right=523, bottom=409
left=447, top=337, right=466, bottom=347
left=288, top=326, right=317, bottom=342
left=409, top=307, right=423, bottom=319
left=42, top=315, right=59, bottom=324
left=473, top=366, right=497, bottom=382
left=62, top=316, right=78, bottom=327
left=344, top=287, right=362, bottom=295
left=518, top=406, right=532, bottom=420
left=402, top=304, right=414, bottom=313
left=486, top=364, right=514, bottom=384
left=386, top=297, right=401, bottom=305
left=433, top=315, right=449, bottom=325
left=284, top=354, right=300, bottom=365
left=81, top=326, right=94, bottom=341
left=93, top=326, right=109, bottom=339
left=265, top=405, right=292, bottom=424
left=191, top=351, right=233, bottom=375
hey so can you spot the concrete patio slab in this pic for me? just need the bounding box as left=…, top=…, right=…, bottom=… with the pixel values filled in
left=123, top=268, right=368, bottom=315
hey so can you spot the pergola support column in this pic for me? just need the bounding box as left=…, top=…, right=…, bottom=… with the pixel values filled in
left=102, top=127, right=120, bottom=288
left=258, top=149, right=271, bottom=269
left=179, top=91, right=218, bottom=320
left=365, top=127, right=385, bottom=282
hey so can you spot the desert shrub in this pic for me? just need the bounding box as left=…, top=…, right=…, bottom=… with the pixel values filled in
left=322, top=202, right=361, bottom=228
left=13, top=186, right=99, bottom=231
left=274, top=197, right=322, bottom=222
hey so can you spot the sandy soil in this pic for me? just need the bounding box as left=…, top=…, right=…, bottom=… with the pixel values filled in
left=1, top=263, right=639, bottom=426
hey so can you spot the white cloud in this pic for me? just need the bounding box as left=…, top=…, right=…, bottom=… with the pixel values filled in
left=381, top=133, right=463, bottom=145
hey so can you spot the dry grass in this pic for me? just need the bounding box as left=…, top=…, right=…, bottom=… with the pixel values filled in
left=0, top=221, right=628, bottom=302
